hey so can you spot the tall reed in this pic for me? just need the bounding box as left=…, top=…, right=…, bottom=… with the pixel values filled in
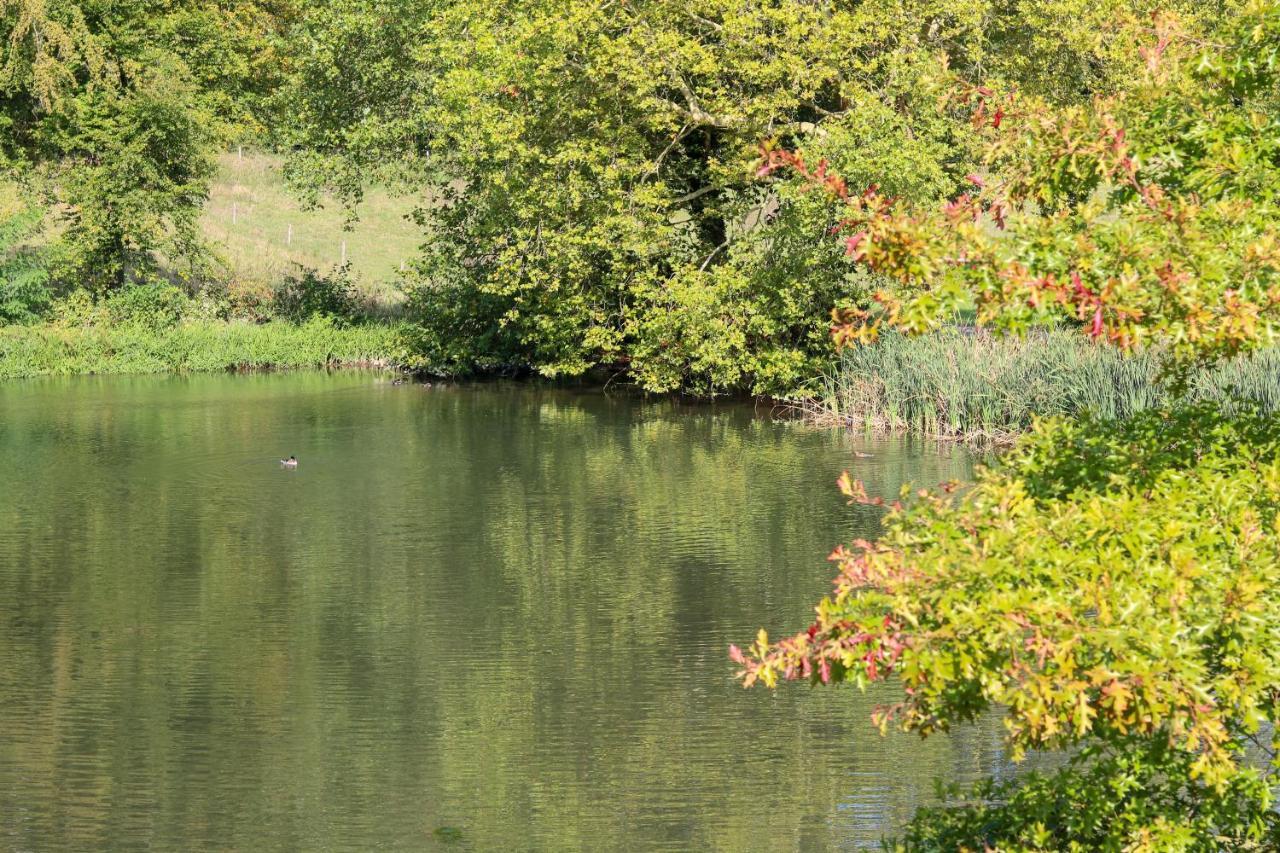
left=806, top=329, right=1280, bottom=440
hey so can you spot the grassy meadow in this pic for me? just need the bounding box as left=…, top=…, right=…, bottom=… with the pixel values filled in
left=201, top=151, right=426, bottom=307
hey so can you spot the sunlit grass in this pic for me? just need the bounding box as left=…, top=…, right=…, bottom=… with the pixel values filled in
left=0, top=318, right=404, bottom=379
left=201, top=151, right=426, bottom=306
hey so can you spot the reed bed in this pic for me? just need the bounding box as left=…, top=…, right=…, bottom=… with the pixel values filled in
left=804, top=329, right=1280, bottom=441
left=0, top=318, right=404, bottom=380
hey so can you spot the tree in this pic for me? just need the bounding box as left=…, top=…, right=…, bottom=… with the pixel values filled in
left=279, top=0, right=1212, bottom=393
left=736, top=3, right=1280, bottom=848
left=0, top=0, right=287, bottom=292
left=43, top=62, right=217, bottom=289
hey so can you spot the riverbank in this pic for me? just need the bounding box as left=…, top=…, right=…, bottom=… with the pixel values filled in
left=0, top=318, right=403, bottom=380
left=803, top=329, right=1280, bottom=441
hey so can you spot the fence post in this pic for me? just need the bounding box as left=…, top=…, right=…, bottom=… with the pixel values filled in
left=287, top=223, right=292, bottom=245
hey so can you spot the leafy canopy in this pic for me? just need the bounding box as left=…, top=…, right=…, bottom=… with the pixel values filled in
left=759, top=4, right=1280, bottom=363
left=0, top=0, right=288, bottom=290
left=278, top=0, right=1212, bottom=393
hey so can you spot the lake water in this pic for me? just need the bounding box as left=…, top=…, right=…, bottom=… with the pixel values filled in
left=0, top=372, right=1004, bottom=851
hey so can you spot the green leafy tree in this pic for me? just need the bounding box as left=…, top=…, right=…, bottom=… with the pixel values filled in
left=738, top=3, right=1280, bottom=848
left=0, top=0, right=287, bottom=292
left=43, top=64, right=217, bottom=289
left=280, top=0, right=1210, bottom=393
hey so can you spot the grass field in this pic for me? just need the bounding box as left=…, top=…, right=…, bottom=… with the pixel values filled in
left=201, top=151, right=426, bottom=306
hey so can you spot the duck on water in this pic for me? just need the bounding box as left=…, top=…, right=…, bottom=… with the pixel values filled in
left=281, top=456, right=298, bottom=468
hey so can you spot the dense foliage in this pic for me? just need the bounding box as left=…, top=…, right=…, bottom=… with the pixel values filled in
left=759, top=4, right=1280, bottom=363
left=737, top=3, right=1280, bottom=848
left=279, top=0, right=1216, bottom=393
left=0, top=182, right=49, bottom=321
left=0, top=0, right=287, bottom=289
left=738, top=407, right=1280, bottom=848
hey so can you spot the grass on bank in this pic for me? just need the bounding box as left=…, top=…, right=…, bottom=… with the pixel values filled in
left=806, top=328, right=1280, bottom=440
left=0, top=318, right=403, bottom=380
left=1, top=152, right=415, bottom=381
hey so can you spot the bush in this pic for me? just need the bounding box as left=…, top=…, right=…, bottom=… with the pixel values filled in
left=49, top=290, right=108, bottom=328
left=736, top=405, right=1280, bottom=849
left=0, top=248, right=51, bottom=325
left=104, top=280, right=190, bottom=329
left=0, top=194, right=52, bottom=325
left=274, top=263, right=359, bottom=324
left=896, top=742, right=1278, bottom=851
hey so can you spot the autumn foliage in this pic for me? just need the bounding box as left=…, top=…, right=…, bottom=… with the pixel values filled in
left=739, top=3, right=1280, bottom=848
left=756, top=6, right=1280, bottom=364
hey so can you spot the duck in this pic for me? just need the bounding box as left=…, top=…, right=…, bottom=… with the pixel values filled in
left=281, top=455, right=299, bottom=468
left=853, top=451, right=874, bottom=458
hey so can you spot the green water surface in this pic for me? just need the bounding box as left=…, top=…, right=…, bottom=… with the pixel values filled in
left=0, top=372, right=1001, bottom=851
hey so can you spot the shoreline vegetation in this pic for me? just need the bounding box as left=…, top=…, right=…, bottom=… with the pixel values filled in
left=798, top=329, right=1280, bottom=442
left=2, top=152, right=410, bottom=382
left=0, top=318, right=403, bottom=381
left=9, top=317, right=1279, bottom=450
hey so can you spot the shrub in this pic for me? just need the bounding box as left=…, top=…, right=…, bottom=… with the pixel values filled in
left=0, top=192, right=51, bottom=324
left=49, top=290, right=107, bottom=328
left=896, top=743, right=1278, bottom=851
left=274, top=263, right=359, bottom=324
left=104, top=280, right=190, bottom=329
left=736, top=407, right=1280, bottom=849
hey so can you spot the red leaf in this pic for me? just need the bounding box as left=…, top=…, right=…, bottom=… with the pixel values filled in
left=1072, top=271, right=1089, bottom=298
left=844, top=231, right=867, bottom=259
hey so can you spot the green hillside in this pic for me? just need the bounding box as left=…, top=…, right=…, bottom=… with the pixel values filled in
left=201, top=151, right=425, bottom=306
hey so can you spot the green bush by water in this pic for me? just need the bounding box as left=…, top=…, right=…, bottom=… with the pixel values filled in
left=808, top=329, right=1280, bottom=439
left=0, top=318, right=403, bottom=380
